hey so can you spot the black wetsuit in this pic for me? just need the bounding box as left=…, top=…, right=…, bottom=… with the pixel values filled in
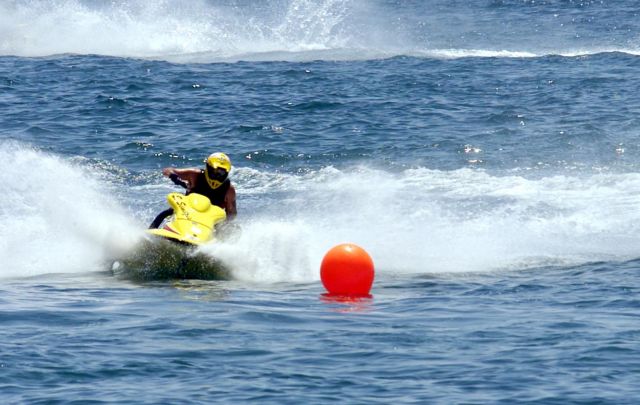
left=148, top=171, right=231, bottom=229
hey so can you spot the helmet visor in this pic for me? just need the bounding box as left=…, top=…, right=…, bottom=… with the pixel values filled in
left=206, top=165, right=228, bottom=182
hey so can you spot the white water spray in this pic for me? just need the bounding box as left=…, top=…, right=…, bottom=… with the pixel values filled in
left=198, top=166, right=640, bottom=282
left=2, top=0, right=637, bottom=62
left=0, top=142, right=143, bottom=278
left=3, top=142, right=640, bottom=282
left=0, top=0, right=356, bottom=60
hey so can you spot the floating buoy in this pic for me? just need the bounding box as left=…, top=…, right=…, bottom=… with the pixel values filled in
left=320, top=243, right=374, bottom=296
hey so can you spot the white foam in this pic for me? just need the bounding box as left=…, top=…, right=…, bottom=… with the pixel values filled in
left=0, top=0, right=353, bottom=60
left=1, top=0, right=637, bottom=62
left=3, top=145, right=640, bottom=282
left=0, top=142, right=144, bottom=278
left=197, top=166, right=640, bottom=282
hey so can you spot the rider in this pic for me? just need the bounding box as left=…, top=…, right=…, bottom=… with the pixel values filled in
left=149, top=152, right=237, bottom=229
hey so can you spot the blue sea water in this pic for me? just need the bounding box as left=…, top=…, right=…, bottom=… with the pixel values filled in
left=2, top=0, right=640, bottom=403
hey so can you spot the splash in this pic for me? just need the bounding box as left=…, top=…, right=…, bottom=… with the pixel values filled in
left=0, top=0, right=356, bottom=61
left=3, top=147, right=640, bottom=282
left=2, top=0, right=638, bottom=62
left=0, top=142, right=143, bottom=278
left=198, top=166, right=640, bottom=282
left=112, top=238, right=230, bottom=282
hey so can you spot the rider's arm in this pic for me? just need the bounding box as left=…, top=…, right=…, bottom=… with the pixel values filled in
left=162, top=167, right=200, bottom=190
left=225, top=185, right=237, bottom=219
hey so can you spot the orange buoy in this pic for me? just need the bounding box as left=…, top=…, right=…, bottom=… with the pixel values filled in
left=320, top=243, right=374, bottom=296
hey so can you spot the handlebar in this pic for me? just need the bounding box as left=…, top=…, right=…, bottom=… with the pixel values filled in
left=169, top=173, right=188, bottom=189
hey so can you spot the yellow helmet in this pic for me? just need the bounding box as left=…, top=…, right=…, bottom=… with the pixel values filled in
left=205, top=152, right=231, bottom=189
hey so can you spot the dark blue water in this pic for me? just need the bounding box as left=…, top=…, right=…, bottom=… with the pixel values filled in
left=2, top=1, right=640, bottom=403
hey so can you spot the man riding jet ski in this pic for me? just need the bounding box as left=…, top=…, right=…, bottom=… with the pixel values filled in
left=147, top=152, right=237, bottom=244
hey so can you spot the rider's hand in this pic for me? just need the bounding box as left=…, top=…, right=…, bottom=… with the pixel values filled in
left=162, top=167, right=174, bottom=177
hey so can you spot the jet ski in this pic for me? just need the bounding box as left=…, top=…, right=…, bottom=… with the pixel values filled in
left=147, top=192, right=227, bottom=245
left=111, top=166, right=232, bottom=281
left=111, top=191, right=229, bottom=281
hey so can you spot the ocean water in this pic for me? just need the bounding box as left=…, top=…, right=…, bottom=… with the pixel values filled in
left=2, top=0, right=640, bottom=403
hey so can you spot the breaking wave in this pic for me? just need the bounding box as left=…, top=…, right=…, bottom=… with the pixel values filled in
left=2, top=0, right=639, bottom=62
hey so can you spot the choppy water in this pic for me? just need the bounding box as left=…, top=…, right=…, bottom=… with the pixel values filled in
left=2, top=1, right=640, bottom=403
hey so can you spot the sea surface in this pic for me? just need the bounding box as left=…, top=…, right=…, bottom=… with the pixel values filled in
left=2, top=1, right=640, bottom=403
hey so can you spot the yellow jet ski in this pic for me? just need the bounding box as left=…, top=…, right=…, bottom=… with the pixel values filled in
left=147, top=192, right=227, bottom=245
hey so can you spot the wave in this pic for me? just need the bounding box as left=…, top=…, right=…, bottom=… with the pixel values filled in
left=0, top=0, right=356, bottom=61
left=2, top=0, right=639, bottom=62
